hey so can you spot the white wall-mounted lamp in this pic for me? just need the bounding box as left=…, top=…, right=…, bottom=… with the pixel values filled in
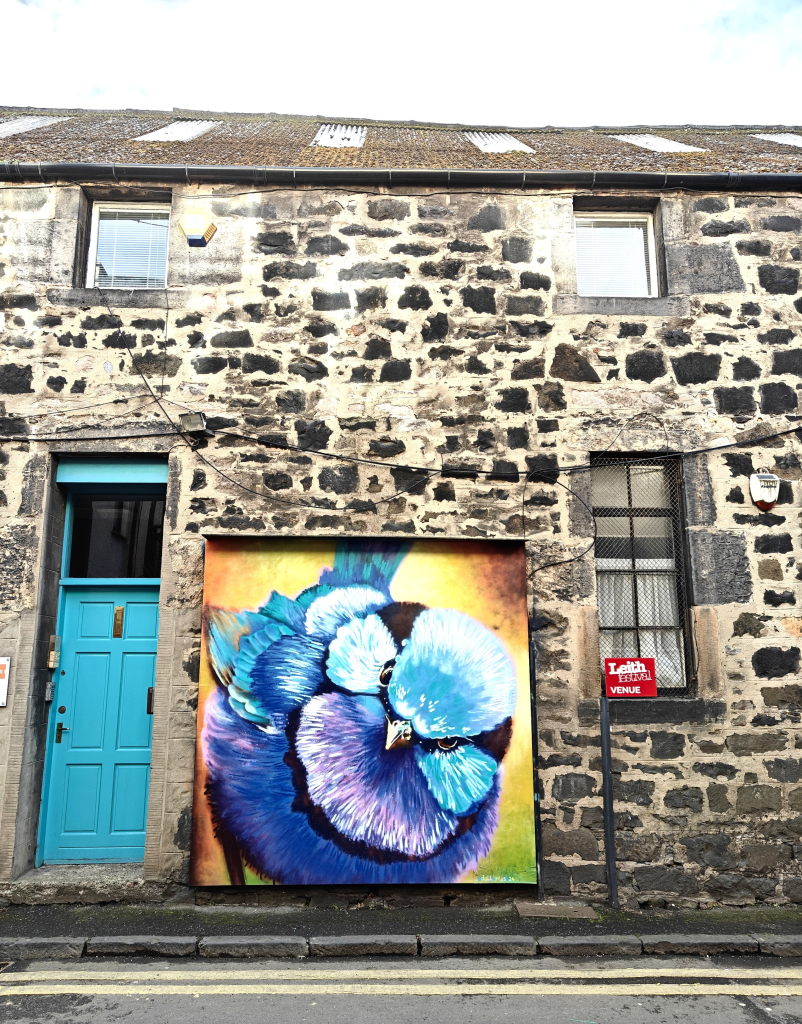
left=749, top=470, right=781, bottom=511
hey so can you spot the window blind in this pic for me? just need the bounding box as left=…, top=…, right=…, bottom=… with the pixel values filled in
left=575, top=217, right=653, bottom=297
left=94, top=209, right=169, bottom=289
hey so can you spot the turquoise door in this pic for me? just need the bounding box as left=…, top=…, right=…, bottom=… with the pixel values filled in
left=42, top=585, right=159, bottom=862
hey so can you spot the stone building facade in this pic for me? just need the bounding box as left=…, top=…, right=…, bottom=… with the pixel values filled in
left=0, top=110, right=801, bottom=908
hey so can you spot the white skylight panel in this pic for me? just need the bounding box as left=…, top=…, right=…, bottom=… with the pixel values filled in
left=752, top=133, right=802, bottom=149
left=0, top=115, right=70, bottom=139
left=311, top=124, right=367, bottom=149
left=612, top=133, right=706, bottom=154
left=464, top=131, right=533, bottom=154
left=134, top=120, right=218, bottom=142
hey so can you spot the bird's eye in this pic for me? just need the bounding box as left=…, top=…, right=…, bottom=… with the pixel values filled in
left=437, top=738, right=458, bottom=751
left=379, top=659, right=396, bottom=687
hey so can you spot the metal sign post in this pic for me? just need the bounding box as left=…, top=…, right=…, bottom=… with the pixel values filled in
left=600, top=657, right=658, bottom=909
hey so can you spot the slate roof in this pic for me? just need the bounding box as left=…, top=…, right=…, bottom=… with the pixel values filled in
left=1, top=107, right=802, bottom=174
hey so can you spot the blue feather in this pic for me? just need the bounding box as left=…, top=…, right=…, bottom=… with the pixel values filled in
left=319, top=540, right=412, bottom=595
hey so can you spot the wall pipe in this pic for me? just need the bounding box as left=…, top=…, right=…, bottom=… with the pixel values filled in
left=3, top=161, right=802, bottom=192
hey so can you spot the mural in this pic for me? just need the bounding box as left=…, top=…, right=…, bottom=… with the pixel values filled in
left=190, top=538, right=536, bottom=885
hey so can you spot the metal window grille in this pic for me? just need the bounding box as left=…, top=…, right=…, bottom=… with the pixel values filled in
left=590, top=457, right=690, bottom=695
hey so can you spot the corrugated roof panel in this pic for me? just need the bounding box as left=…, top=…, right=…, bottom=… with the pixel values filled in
left=134, top=120, right=218, bottom=142
left=753, top=133, right=802, bottom=149
left=464, top=131, right=533, bottom=154
left=0, top=115, right=70, bottom=139
left=311, top=124, right=367, bottom=148
left=612, top=133, right=707, bottom=154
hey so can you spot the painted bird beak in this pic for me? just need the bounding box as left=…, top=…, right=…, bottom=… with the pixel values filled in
left=385, top=718, right=413, bottom=750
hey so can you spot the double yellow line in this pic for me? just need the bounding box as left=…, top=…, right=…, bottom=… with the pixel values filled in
left=0, top=965, right=800, bottom=998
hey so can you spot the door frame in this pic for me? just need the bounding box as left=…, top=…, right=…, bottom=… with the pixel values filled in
left=36, top=458, right=168, bottom=867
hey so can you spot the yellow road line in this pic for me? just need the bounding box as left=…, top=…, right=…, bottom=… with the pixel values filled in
left=5, top=967, right=802, bottom=983
left=1, top=983, right=801, bottom=997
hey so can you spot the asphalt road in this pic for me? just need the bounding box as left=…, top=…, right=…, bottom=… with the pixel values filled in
left=0, top=955, right=799, bottom=1024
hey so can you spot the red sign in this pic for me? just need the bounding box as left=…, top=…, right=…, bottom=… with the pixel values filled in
left=604, top=657, right=657, bottom=698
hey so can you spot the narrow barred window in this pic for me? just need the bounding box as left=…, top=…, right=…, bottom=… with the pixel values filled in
left=590, top=457, right=690, bottom=694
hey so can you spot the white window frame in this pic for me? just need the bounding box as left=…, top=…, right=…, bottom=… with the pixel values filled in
left=574, top=211, right=660, bottom=298
left=85, top=203, right=172, bottom=289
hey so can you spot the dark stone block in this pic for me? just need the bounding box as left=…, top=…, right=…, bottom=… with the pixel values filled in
left=702, top=218, right=751, bottom=237
left=420, top=260, right=464, bottom=280
left=304, top=321, right=337, bottom=338
left=609, top=698, right=726, bottom=725
left=613, top=779, right=655, bottom=806
left=733, top=356, right=761, bottom=381
left=417, top=203, right=449, bottom=219
left=537, top=419, right=559, bottom=432
left=242, top=303, right=263, bottom=322
left=211, top=330, right=253, bottom=348
left=380, top=318, right=406, bottom=333
left=714, top=386, right=756, bottom=417
left=542, top=823, right=599, bottom=860
left=398, top=286, right=432, bottom=310
left=390, top=466, right=428, bottom=496
left=680, top=834, right=735, bottom=867
left=433, top=481, right=455, bottom=501
left=753, top=646, right=800, bottom=679
left=467, top=205, right=505, bottom=232
left=571, top=863, right=607, bottom=885
left=81, top=313, right=121, bottom=330
left=502, top=237, right=533, bottom=263
left=511, top=358, right=545, bottom=380
left=242, top=353, right=280, bottom=375
left=704, top=332, right=737, bottom=346
left=723, top=453, right=754, bottom=477
left=46, top=375, right=66, bottom=392
left=263, top=261, right=317, bottom=281
left=176, top=313, right=203, bottom=327
left=525, top=454, right=559, bottom=483
left=355, top=287, right=386, bottom=313
left=466, top=355, right=490, bottom=375
left=192, top=356, right=227, bottom=374
left=765, top=590, right=796, bottom=606
left=727, top=486, right=745, bottom=503
left=618, top=322, right=647, bottom=338
left=664, top=786, right=703, bottom=811
left=688, top=530, right=751, bottom=604
left=672, top=351, right=722, bottom=385
left=305, top=235, right=348, bottom=256
left=488, top=460, right=520, bottom=482
left=410, top=223, right=446, bottom=236
left=461, top=286, right=496, bottom=314
left=708, top=783, right=732, bottom=812
left=367, top=199, right=410, bottom=221
left=765, top=758, right=802, bottom=783
left=429, top=345, right=461, bottom=360
left=759, top=265, right=799, bottom=294
left=737, top=239, right=772, bottom=256
left=380, top=359, right=411, bottom=382
left=130, top=317, right=164, bottom=331
left=727, top=731, right=788, bottom=755
left=319, top=465, right=358, bottom=494
left=542, top=860, right=572, bottom=897
left=693, top=197, right=728, bottom=213
left=693, top=761, right=738, bottom=780
left=663, top=329, right=691, bottom=347
left=534, top=381, right=566, bottom=411
left=421, top=312, right=449, bottom=342
left=312, top=289, right=350, bottom=311
left=339, top=262, right=407, bottom=282
left=477, top=266, right=511, bottom=281
left=350, top=366, right=374, bottom=383
left=189, top=469, right=207, bottom=491
left=761, top=382, right=798, bottom=414
left=369, top=438, right=405, bottom=458
left=762, top=683, right=802, bottom=709
left=510, top=320, right=553, bottom=338
left=552, top=774, right=596, bottom=802
left=626, top=349, right=666, bottom=383
left=255, top=231, right=295, bottom=255
left=0, top=364, right=33, bottom=395
left=506, top=295, right=545, bottom=316
left=70, top=379, right=86, bottom=393
left=755, top=533, right=793, bottom=555
left=650, top=731, right=685, bottom=759
left=762, top=216, right=802, bottom=232
left=339, top=224, right=400, bottom=238
left=737, top=784, right=783, bottom=814
left=289, top=358, right=328, bottom=382
left=390, top=243, right=437, bottom=257
left=506, top=426, right=528, bottom=449
left=550, top=343, right=601, bottom=383
left=521, top=271, right=552, bottom=291
left=634, top=866, right=698, bottom=894
left=295, top=419, right=332, bottom=451
left=760, top=329, right=795, bottom=346
left=741, top=302, right=762, bottom=316
left=683, top=455, right=716, bottom=527
left=777, top=480, right=794, bottom=503
left=364, top=337, right=391, bottom=360
left=444, top=239, right=489, bottom=253
left=772, top=349, right=802, bottom=377
left=263, top=472, right=292, bottom=490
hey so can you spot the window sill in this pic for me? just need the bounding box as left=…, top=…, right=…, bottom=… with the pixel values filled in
left=552, top=294, right=690, bottom=316
left=46, top=287, right=192, bottom=308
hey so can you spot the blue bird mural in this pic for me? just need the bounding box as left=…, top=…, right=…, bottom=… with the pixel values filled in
left=201, top=540, right=519, bottom=883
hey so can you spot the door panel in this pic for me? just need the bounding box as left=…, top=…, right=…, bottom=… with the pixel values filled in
left=42, top=586, right=159, bottom=862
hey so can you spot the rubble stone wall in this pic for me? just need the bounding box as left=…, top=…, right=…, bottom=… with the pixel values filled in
left=0, top=181, right=800, bottom=906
